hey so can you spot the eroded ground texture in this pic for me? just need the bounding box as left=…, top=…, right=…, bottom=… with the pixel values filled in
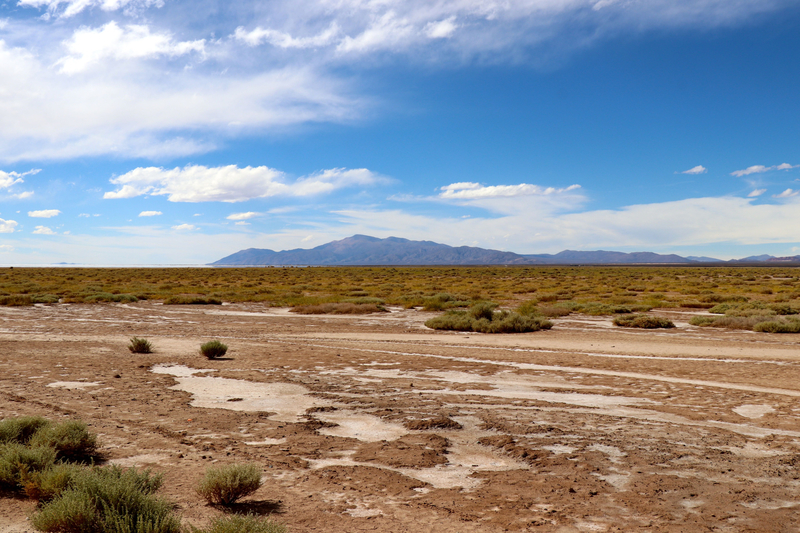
left=1, top=302, right=800, bottom=532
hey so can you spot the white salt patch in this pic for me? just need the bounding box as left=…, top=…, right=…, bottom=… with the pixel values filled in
left=109, top=454, right=170, bottom=467
left=245, top=438, right=286, bottom=446
left=595, top=472, right=630, bottom=490
left=153, top=366, right=329, bottom=422
left=428, top=387, right=654, bottom=409
left=316, top=412, right=408, bottom=442
left=151, top=364, right=216, bottom=377
left=345, top=506, right=383, bottom=518
left=723, top=443, right=785, bottom=458
left=542, top=444, right=576, bottom=454
left=47, top=381, right=100, bottom=390
left=733, top=404, right=775, bottom=419
left=681, top=499, right=704, bottom=510
left=588, top=444, right=626, bottom=461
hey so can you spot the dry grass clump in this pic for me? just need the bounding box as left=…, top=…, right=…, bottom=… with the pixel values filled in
left=190, top=514, right=286, bottom=533
left=290, top=302, right=387, bottom=314
left=200, top=340, right=228, bottom=359
left=426, top=303, right=553, bottom=334
left=196, top=463, right=262, bottom=506
left=128, top=337, right=153, bottom=354
left=613, top=314, right=675, bottom=329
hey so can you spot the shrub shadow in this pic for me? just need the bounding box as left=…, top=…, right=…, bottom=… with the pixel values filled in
left=216, top=499, right=284, bottom=515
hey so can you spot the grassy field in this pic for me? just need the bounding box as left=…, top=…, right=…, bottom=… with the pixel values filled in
left=0, top=266, right=797, bottom=311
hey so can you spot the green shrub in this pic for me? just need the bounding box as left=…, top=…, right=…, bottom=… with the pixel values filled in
left=22, top=463, right=83, bottom=501
left=192, top=514, right=286, bottom=533
left=753, top=319, right=800, bottom=333
left=0, top=294, right=33, bottom=306
left=82, top=293, right=138, bottom=303
left=426, top=304, right=552, bottom=334
left=164, top=296, right=222, bottom=305
left=196, top=463, right=262, bottom=506
left=613, top=314, right=675, bottom=329
left=200, top=340, right=228, bottom=359
left=128, top=337, right=153, bottom=354
left=290, top=303, right=387, bottom=314
left=0, top=416, right=51, bottom=444
left=30, top=421, right=97, bottom=460
left=32, top=294, right=61, bottom=304
left=0, top=443, right=57, bottom=489
left=32, top=466, right=180, bottom=533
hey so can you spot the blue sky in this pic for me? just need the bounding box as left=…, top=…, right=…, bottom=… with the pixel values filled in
left=0, top=0, right=799, bottom=264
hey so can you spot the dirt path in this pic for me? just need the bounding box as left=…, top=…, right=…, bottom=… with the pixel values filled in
left=2, top=302, right=800, bottom=532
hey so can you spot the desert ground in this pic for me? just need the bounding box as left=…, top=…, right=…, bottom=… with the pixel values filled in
left=2, top=301, right=800, bottom=532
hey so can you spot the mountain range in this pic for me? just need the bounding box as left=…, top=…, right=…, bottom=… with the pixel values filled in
left=211, top=235, right=800, bottom=266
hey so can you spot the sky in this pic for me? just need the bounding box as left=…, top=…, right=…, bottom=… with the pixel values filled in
left=0, top=0, right=799, bottom=264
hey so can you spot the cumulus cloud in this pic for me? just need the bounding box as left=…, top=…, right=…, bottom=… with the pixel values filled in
left=440, top=182, right=580, bottom=199
left=731, top=163, right=798, bottom=177
left=57, top=22, right=205, bottom=74
left=681, top=165, right=707, bottom=175
left=227, top=212, right=260, bottom=220
left=748, top=189, right=766, bottom=197
left=138, top=210, right=162, bottom=216
left=0, top=218, right=18, bottom=233
left=773, top=188, right=799, bottom=198
left=33, top=225, right=56, bottom=234
left=171, top=223, right=196, bottom=230
left=0, top=169, right=39, bottom=189
left=104, top=165, right=383, bottom=203
left=28, top=209, right=61, bottom=218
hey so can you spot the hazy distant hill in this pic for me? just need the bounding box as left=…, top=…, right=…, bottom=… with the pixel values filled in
left=212, top=235, right=696, bottom=266
left=524, top=250, right=692, bottom=264
left=686, top=256, right=724, bottom=262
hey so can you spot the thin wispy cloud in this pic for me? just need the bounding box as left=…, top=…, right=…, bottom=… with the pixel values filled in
left=731, top=163, right=798, bottom=177
left=773, top=188, right=799, bottom=198
left=747, top=189, right=766, bottom=197
left=138, top=210, right=162, bottom=217
left=681, top=165, right=707, bottom=175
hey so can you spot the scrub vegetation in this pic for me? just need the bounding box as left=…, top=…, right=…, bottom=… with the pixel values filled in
left=1, top=416, right=281, bottom=533
left=0, top=266, right=798, bottom=332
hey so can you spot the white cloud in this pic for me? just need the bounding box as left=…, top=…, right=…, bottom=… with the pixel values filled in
left=234, top=23, right=340, bottom=49
left=425, top=18, right=458, bottom=39
left=0, top=218, right=18, bottom=233
left=731, top=163, right=798, bottom=177
left=18, top=0, right=164, bottom=18
left=436, top=181, right=584, bottom=214
left=78, top=213, right=91, bottom=217
left=0, top=37, right=357, bottom=162
left=773, top=188, right=799, bottom=198
left=227, top=212, right=260, bottom=220
left=138, top=210, right=162, bottom=216
left=104, top=165, right=384, bottom=203
left=171, top=223, right=196, bottom=230
left=11, top=191, right=35, bottom=199
left=747, top=189, right=766, bottom=197
left=33, top=225, right=56, bottom=234
left=234, top=221, right=250, bottom=226
left=0, top=169, right=39, bottom=189
left=681, top=165, right=707, bottom=175
left=28, top=209, right=61, bottom=218
left=57, top=22, right=205, bottom=74
left=0, top=244, right=14, bottom=252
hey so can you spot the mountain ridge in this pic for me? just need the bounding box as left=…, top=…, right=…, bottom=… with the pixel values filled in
left=212, top=235, right=714, bottom=265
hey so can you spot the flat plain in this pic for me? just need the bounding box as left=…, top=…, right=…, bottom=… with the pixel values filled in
left=1, top=266, right=800, bottom=532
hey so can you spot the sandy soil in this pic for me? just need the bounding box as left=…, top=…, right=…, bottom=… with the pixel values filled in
left=2, top=302, right=800, bottom=532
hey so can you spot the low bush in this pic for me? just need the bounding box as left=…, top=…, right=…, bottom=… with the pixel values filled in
left=31, top=294, right=60, bottom=304
left=192, top=514, right=286, bottom=533
left=196, top=463, right=262, bottom=506
left=290, top=302, right=387, bottom=315
left=30, top=420, right=97, bottom=460
left=753, top=319, right=800, bottom=333
left=82, top=293, right=138, bottom=304
left=0, top=416, right=51, bottom=444
left=426, top=304, right=552, bottom=334
left=0, top=444, right=57, bottom=489
left=689, top=315, right=765, bottom=330
left=0, top=295, right=33, bottom=306
left=613, top=314, right=675, bottom=329
left=22, top=462, right=83, bottom=501
left=128, top=337, right=153, bottom=354
left=200, top=340, right=228, bottom=359
left=164, top=296, right=222, bottom=305
left=32, top=466, right=180, bottom=533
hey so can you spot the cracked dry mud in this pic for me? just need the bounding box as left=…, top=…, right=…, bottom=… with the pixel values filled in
left=1, top=302, right=800, bottom=532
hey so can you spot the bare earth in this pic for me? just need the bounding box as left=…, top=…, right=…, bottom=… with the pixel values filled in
left=2, top=302, right=800, bottom=532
